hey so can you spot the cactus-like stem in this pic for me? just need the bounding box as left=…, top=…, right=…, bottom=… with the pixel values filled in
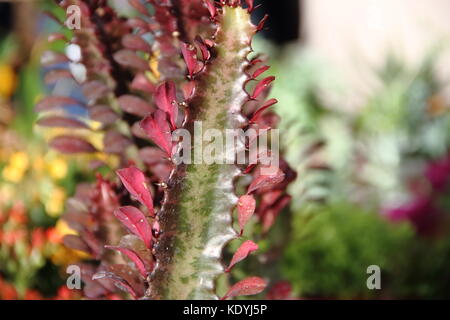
left=149, top=6, right=254, bottom=300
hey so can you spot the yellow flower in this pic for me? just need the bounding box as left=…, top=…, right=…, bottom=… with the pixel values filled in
left=10, top=151, right=29, bottom=171
left=55, top=219, right=77, bottom=237
left=148, top=49, right=161, bottom=82
left=47, top=157, right=68, bottom=180
left=2, top=165, right=25, bottom=183
left=45, top=187, right=66, bottom=217
left=0, top=63, right=16, bottom=98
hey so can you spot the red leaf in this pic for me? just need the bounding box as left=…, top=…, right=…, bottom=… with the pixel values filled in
left=246, top=0, right=255, bottom=12
left=251, top=65, right=270, bottom=79
left=122, top=34, right=152, bottom=54
left=249, top=98, right=278, bottom=123
left=222, top=277, right=267, bottom=300
left=182, top=81, right=196, bottom=100
left=114, top=206, right=152, bottom=249
left=116, top=167, right=154, bottom=216
left=257, top=14, right=269, bottom=32
left=103, top=130, right=132, bottom=154
left=63, top=235, right=90, bottom=254
left=154, top=81, right=178, bottom=129
left=118, top=95, right=153, bottom=117
left=181, top=42, right=199, bottom=78
left=247, top=167, right=285, bottom=194
left=237, top=194, right=256, bottom=235
left=82, top=80, right=111, bottom=102
left=204, top=0, right=216, bottom=18
left=250, top=76, right=275, bottom=100
left=49, top=135, right=96, bottom=154
left=89, top=105, right=119, bottom=125
left=131, top=73, right=156, bottom=94
left=114, top=49, right=149, bottom=71
left=92, top=270, right=138, bottom=299
left=140, top=110, right=173, bottom=157
left=37, top=116, right=88, bottom=129
left=226, top=240, right=258, bottom=272
left=105, top=246, right=148, bottom=278
left=35, top=96, right=82, bottom=112
left=195, top=36, right=211, bottom=61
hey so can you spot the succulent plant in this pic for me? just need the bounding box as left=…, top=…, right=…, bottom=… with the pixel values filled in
left=37, top=0, right=294, bottom=300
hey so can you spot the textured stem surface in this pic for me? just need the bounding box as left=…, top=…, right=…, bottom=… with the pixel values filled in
left=149, top=7, right=254, bottom=300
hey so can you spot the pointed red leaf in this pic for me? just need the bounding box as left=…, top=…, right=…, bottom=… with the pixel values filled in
left=154, top=81, right=178, bottom=129
left=237, top=194, right=256, bottom=235
left=105, top=246, right=148, bottom=278
left=49, top=135, right=96, bottom=154
left=222, top=277, right=267, bottom=300
left=118, top=95, right=154, bottom=117
left=182, top=81, right=196, bottom=100
left=140, top=110, right=173, bottom=157
left=195, top=36, right=211, bottom=61
left=257, top=14, right=269, bottom=32
left=246, top=0, right=255, bottom=12
left=114, top=206, right=152, bottom=249
left=250, top=76, right=275, bottom=100
left=204, top=0, right=217, bottom=18
left=247, top=167, right=285, bottom=194
left=251, top=65, right=270, bottom=79
left=226, top=240, right=258, bottom=272
left=181, top=42, right=199, bottom=78
left=249, top=98, right=278, bottom=123
left=116, top=167, right=154, bottom=215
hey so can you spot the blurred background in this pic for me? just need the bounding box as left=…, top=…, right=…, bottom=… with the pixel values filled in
left=2, top=0, right=450, bottom=299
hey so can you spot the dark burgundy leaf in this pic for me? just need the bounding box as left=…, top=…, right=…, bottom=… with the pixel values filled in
left=114, top=49, right=149, bottom=71
left=89, top=105, right=119, bottom=125
left=49, top=135, right=96, bottom=154
left=35, top=96, right=82, bottom=112
left=105, top=246, right=148, bottom=277
left=122, top=34, right=152, bottom=53
left=103, top=130, right=132, bottom=154
left=180, top=42, right=199, bottom=78
left=118, top=95, right=153, bottom=117
left=63, top=235, right=91, bottom=254
left=37, top=115, right=89, bottom=129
